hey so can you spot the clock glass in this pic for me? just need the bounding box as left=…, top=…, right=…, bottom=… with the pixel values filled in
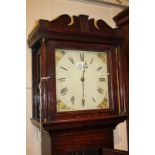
left=55, top=49, right=110, bottom=112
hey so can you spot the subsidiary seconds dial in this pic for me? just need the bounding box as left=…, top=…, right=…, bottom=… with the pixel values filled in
left=55, top=49, right=110, bottom=112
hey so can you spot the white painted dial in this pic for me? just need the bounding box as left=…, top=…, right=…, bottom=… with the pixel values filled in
left=55, top=49, right=110, bottom=112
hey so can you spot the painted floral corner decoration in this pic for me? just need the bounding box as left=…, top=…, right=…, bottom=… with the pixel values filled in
left=57, top=100, right=72, bottom=112
left=55, top=49, right=65, bottom=64
left=98, top=52, right=107, bottom=64
left=97, top=97, right=109, bottom=109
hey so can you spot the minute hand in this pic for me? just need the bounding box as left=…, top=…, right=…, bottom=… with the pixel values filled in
left=81, top=69, right=85, bottom=106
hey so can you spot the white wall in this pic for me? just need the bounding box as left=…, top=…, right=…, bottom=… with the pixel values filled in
left=26, top=0, right=128, bottom=154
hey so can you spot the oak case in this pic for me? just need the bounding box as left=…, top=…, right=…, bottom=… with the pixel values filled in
left=28, top=14, right=128, bottom=154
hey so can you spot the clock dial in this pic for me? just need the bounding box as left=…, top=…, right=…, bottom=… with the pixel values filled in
left=55, top=49, right=110, bottom=112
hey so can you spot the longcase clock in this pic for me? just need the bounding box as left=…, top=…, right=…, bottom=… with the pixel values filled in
left=27, top=14, right=128, bottom=155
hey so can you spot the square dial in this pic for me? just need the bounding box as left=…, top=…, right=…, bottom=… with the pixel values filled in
left=55, top=49, right=110, bottom=112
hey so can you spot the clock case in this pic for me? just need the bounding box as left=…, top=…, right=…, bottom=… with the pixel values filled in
left=28, top=15, right=128, bottom=154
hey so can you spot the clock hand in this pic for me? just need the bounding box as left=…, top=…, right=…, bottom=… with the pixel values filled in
left=82, top=69, right=85, bottom=99
left=81, top=69, right=85, bottom=106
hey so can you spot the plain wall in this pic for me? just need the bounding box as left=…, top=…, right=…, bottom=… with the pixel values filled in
left=26, top=0, right=128, bottom=155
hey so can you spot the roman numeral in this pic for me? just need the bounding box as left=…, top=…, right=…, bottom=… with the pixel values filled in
left=97, top=66, right=102, bottom=71
left=92, top=97, right=96, bottom=102
left=90, top=57, right=94, bottom=64
left=99, top=78, right=106, bottom=82
left=97, top=87, right=103, bottom=94
left=60, top=87, right=68, bottom=96
left=57, top=78, right=66, bottom=82
left=80, top=53, right=84, bottom=62
left=70, top=96, right=75, bottom=104
left=82, top=99, right=85, bottom=106
left=68, top=56, right=74, bottom=64
left=60, top=66, right=68, bottom=71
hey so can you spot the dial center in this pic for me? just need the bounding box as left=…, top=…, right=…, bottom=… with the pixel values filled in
left=81, top=77, right=85, bottom=82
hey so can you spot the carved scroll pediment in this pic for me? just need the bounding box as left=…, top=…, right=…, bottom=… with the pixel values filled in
left=48, top=14, right=114, bottom=34
left=35, top=14, right=115, bottom=35
left=28, top=14, right=120, bottom=47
